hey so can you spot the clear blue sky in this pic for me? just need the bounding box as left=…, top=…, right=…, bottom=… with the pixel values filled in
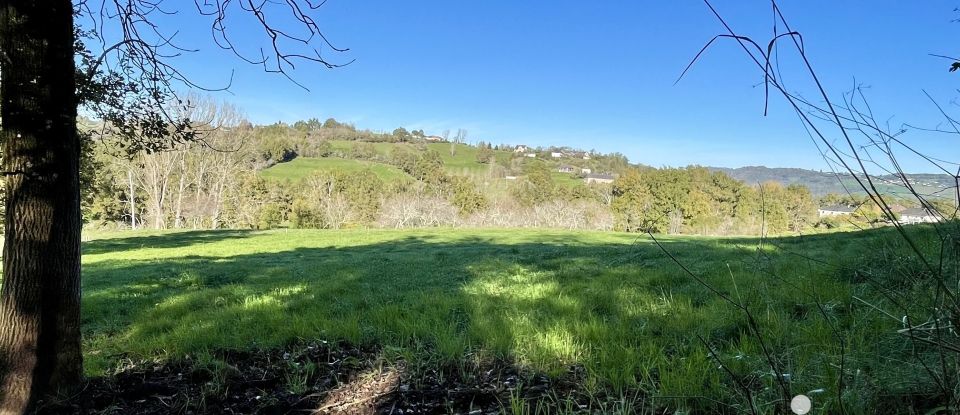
left=139, top=1, right=960, bottom=172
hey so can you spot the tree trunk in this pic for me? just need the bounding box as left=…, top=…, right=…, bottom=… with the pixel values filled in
left=128, top=168, right=137, bottom=229
left=0, top=1, right=82, bottom=413
left=174, top=153, right=186, bottom=229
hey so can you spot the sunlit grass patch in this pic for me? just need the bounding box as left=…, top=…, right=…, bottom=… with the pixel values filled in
left=79, top=227, right=931, bottom=412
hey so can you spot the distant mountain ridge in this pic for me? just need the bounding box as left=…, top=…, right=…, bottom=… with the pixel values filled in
left=708, top=166, right=955, bottom=198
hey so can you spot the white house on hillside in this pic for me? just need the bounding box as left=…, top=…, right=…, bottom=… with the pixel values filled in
left=514, top=145, right=528, bottom=153
left=817, top=205, right=856, bottom=218
left=550, top=152, right=563, bottom=158
left=525, top=153, right=536, bottom=158
left=584, top=173, right=615, bottom=184
left=900, top=208, right=939, bottom=224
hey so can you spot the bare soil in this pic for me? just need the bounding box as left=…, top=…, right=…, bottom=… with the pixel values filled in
left=33, top=341, right=608, bottom=414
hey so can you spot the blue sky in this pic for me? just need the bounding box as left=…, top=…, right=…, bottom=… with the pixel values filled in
left=133, top=1, right=960, bottom=172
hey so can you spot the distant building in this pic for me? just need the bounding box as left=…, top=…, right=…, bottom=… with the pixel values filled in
left=424, top=135, right=445, bottom=142
left=582, top=153, right=592, bottom=160
left=550, top=152, right=564, bottom=158
left=887, top=204, right=907, bottom=214
left=817, top=205, right=857, bottom=218
left=900, top=208, right=939, bottom=224
left=505, top=175, right=518, bottom=180
left=514, top=145, right=528, bottom=153
left=558, top=165, right=575, bottom=173
left=525, top=153, right=536, bottom=158
left=584, top=173, right=615, bottom=184
left=580, top=167, right=592, bottom=174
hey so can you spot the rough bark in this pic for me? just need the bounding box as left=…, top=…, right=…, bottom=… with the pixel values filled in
left=0, top=1, right=82, bottom=413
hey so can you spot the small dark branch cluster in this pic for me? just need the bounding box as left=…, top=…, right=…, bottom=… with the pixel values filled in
left=194, top=0, right=354, bottom=90
left=72, top=0, right=349, bottom=156
left=74, top=1, right=226, bottom=155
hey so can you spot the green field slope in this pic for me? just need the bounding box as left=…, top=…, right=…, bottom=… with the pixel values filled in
left=79, top=227, right=936, bottom=411
left=259, top=157, right=412, bottom=182
left=329, top=140, right=513, bottom=176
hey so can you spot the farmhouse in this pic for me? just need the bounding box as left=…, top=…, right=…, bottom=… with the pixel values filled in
left=550, top=152, right=564, bottom=158
left=584, top=173, right=615, bottom=184
left=817, top=205, right=856, bottom=218
left=581, top=167, right=592, bottom=174
left=525, top=153, right=536, bottom=158
left=558, top=165, right=576, bottom=173
left=899, top=208, right=939, bottom=224
left=424, top=135, right=445, bottom=142
left=514, top=145, right=528, bottom=153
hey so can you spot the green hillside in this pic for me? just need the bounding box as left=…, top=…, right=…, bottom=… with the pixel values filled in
left=328, top=140, right=514, bottom=176
left=268, top=141, right=594, bottom=193
left=424, top=142, right=513, bottom=175
left=259, top=157, right=412, bottom=182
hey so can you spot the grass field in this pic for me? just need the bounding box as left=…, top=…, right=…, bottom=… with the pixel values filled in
left=259, top=157, right=412, bottom=183
left=79, top=227, right=941, bottom=412
left=328, top=140, right=513, bottom=176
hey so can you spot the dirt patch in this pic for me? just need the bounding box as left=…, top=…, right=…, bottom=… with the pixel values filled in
left=32, top=341, right=615, bottom=414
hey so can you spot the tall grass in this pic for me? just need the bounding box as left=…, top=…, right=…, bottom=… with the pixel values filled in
left=79, top=227, right=938, bottom=412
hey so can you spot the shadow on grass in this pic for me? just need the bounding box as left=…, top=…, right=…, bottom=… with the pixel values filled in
left=82, top=229, right=258, bottom=255
left=78, top=227, right=914, bottom=412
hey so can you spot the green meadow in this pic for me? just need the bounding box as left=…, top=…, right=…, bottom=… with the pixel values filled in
left=80, top=227, right=940, bottom=412
left=327, top=139, right=514, bottom=175
left=259, top=157, right=412, bottom=182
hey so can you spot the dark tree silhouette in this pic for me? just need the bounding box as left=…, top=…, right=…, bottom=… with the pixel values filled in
left=0, top=1, right=348, bottom=412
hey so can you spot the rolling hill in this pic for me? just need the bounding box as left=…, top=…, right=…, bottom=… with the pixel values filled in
left=710, top=166, right=956, bottom=198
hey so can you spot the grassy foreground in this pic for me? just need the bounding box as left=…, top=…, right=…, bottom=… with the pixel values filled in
left=80, top=227, right=932, bottom=412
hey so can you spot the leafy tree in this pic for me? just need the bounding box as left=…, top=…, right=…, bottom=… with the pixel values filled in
left=300, top=139, right=333, bottom=158
left=449, top=176, right=488, bottom=215
left=293, top=118, right=323, bottom=132
left=756, top=182, right=790, bottom=234
left=513, top=161, right=556, bottom=206
left=289, top=198, right=323, bottom=228
left=337, top=170, right=384, bottom=223
left=392, top=127, right=411, bottom=142
left=323, top=118, right=341, bottom=129
left=412, top=150, right=446, bottom=184
left=291, top=170, right=383, bottom=227
left=257, top=203, right=284, bottom=229
left=611, top=168, right=657, bottom=232
left=784, top=184, right=817, bottom=231
left=390, top=147, right=418, bottom=174
left=476, top=143, right=495, bottom=164
left=0, top=2, right=346, bottom=409
left=350, top=142, right=377, bottom=159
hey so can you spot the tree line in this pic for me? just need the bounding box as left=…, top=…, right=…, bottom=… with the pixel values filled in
left=71, top=99, right=881, bottom=236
